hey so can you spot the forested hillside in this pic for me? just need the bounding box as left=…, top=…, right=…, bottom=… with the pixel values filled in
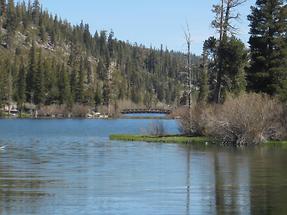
left=0, top=0, right=199, bottom=114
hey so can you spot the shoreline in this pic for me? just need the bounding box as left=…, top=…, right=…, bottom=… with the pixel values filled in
left=0, top=114, right=175, bottom=120
left=110, top=134, right=212, bottom=144
left=110, top=134, right=287, bottom=146
left=0, top=116, right=174, bottom=120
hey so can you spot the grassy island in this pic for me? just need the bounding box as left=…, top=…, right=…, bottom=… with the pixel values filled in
left=268, top=140, right=287, bottom=147
left=110, top=134, right=212, bottom=144
left=110, top=134, right=287, bottom=146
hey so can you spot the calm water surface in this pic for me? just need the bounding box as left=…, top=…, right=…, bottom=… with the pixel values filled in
left=0, top=119, right=287, bottom=215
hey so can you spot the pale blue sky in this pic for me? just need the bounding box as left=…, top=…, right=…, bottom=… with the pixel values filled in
left=19, top=0, right=256, bottom=54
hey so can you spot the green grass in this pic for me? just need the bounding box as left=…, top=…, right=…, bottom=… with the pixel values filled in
left=267, top=140, right=287, bottom=145
left=264, top=140, right=287, bottom=149
left=110, top=134, right=287, bottom=146
left=110, top=134, right=212, bottom=144
left=0, top=112, right=32, bottom=119
left=18, top=113, right=32, bottom=118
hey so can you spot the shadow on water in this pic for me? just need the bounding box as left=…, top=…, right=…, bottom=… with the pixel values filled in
left=177, top=144, right=287, bottom=215
left=0, top=138, right=63, bottom=214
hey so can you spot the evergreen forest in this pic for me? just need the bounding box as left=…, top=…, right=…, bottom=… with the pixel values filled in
left=0, top=0, right=287, bottom=117
left=0, top=0, right=200, bottom=115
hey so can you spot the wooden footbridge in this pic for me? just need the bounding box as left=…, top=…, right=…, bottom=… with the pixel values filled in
left=121, top=108, right=172, bottom=114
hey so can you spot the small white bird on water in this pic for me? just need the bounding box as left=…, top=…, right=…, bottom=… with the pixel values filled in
left=0, top=145, right=6, bottom=151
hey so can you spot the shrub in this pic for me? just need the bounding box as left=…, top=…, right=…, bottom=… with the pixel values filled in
left=147, top=120, right=166, bottom=136
left=38, top=105, right=69, bottom=117
left=178, top=93, right=286, bottom=146
left=206, top=93, right=284, bottom=146
left=281, top=105, right=287, bottom=139
left=71, top=104, right=90, bottom=118
left=178, top=105, right=210, bottom=136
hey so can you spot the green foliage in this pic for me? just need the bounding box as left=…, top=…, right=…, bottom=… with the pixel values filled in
left=26, top=40, right=37, bottom=102
left=94, top=87, right=102, bottom=109
left=248, top=0, right=287, bottom=101
left=220, top=37, right=247, bottom=97
left=0, top=0, right=6, bottom=17
left=32, top=0, right=40, bottom=25
left=0, top=59, right=12, bottom=107
left=76, top=57, right=85, bottom=103
left=201, top=36, right=247, bottom=103
left=33, top=49, right=45, bottom=105
left=58, top=64, right=71, bottom=105
left=16, top=58, right=26, bottom=110
left=198, top=44, right=209, bottom=104
left=198, top=69, right=209, bottom=104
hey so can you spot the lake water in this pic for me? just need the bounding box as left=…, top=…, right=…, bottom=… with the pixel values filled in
left=0, top=119, right=287, bottom=215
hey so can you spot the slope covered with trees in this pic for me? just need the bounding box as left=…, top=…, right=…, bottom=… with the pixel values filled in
left=0, top=0, right=199, bottom=115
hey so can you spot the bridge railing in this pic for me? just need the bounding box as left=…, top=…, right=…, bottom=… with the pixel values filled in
left=121, top=109, right=171, bottom=114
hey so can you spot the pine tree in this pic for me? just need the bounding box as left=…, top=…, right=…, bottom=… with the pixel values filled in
left=108, top=31, right=114, bottom=58
left=102, top=81, right=110, bottom=106
left=248, top=0, right=287, bottom=100
left=34, top=49, right=45, bottom=105
left=32, top=0, right=40, bottom=25
left=83, top=23, right=91, bottom=49
left=211, top=0, right=247, bottom=102
left=26, top=41, right=37, bottom=103
left=58, top=64, right=71, bottom=105
left=86, top=59, right=93, bottom=85
left=198, top=45, right=209, bottom=104
left=5, top=0, right=16, bottom=47
left=230, top=38, right=247, bottom=95
left=0, top=59, right=13, bottom=111
left=0, top=0, right=5, bottom=39
left=76, top=57, right=85, bottom=103
left=17, top=58, right=26, bottom=114
left=0, top=0, right=6, bottom=17
left=102, top=61, right=111, bottom=108
left=94, top=87, right=102, bottom=110
left=99, top=31, right=107, bottom=54
left=70, top=67, right=77, bottom=103
left=220, top=37, right=247, bottom=97
left=47, top=59, right=59, bottom=104
left=7, top=0, right=15, bottom=26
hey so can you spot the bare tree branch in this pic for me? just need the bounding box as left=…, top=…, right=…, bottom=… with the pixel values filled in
left=183, top=23, right=193, bottom=108
left=212, top=0, right=247, bottom=39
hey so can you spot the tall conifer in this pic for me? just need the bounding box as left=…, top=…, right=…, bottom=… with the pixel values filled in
left=17, top=58, right=26, bottom=113
left=0, top=0, right=6, bottom=17
left=248, top=0, right=287, bottom=100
